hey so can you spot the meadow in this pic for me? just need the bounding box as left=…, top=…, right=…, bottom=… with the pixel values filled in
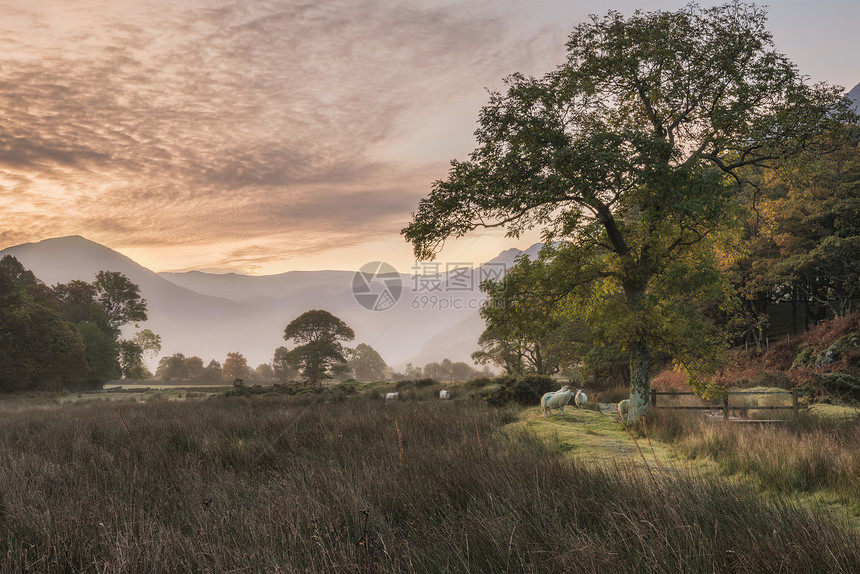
left=1, top=389, right=859, bottom=573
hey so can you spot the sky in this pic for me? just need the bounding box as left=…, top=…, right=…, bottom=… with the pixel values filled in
left=1, top=0, right=858, bottom=275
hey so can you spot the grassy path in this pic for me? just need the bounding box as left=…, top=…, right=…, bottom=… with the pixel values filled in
left=516, top=400, right=860, bottom=532
left=515, top=404, right=674, bottom=468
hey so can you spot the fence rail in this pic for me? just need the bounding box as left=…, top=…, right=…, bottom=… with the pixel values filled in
left=650, top=389, right=807, bottom=420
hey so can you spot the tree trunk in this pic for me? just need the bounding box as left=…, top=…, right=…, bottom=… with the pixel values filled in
left=628, top=337, right=652, bottom=421
left=534, top=342, right=543, bottom=375
left=624, top=283, right=652, bottom=421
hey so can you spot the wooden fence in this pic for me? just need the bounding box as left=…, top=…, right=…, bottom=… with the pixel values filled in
left=650, top=389, right=807, bottom=420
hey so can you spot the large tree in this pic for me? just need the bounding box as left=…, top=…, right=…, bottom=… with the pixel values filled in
left=93, top=271, right=148, bottom=336
left=0, top=256, right=89, bottom=391
left=282, top=310, right=355, bottom=386
left=54, top=271, right=150, bottom=383
left=403, top=2, right=853, bottom=419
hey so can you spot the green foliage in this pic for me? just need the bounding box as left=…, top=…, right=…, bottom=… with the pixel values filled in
left=403, top=2, right=851, bottom=419
left=93, top=271, right=148, bottom=335
left=117, top=330, right=161, bottom=380
left=347, top=343, right=389, bottom=381
left=393, top=378, right=438, bottom=391
left=0, top=256, right=90, bottom=392
left=221, top=351, right=250, bottom=382
left=76, top=321, right=120, bottom=383
left=53, top=271, right=153, bottom=383
left=156, top=353, right=189, bottom=383
left=272, top=346, right=299, bottom=382
left=482, top=375, right=560, bottom=407
left=474, top=253, right=585, bottom=376
left=799, top=373, right=860, bottom=405
left=282, top=310, right=355, bottom=386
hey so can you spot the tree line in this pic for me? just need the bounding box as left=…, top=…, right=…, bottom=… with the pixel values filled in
left=153, top=309, right=488, bottom=386
left=0, top=257, right=481, bottom=392
left=0, top=256, right=158, bottom=392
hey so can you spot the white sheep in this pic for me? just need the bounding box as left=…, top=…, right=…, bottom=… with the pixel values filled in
left=439, top=390, right=451, bottom=400
left=385, top=392, right=399, bottom=400
left=574, top=389, right=587, bottom=409
left=617, top=399, right=630, bottom=422
left=541, top=385, right=573, bottom=416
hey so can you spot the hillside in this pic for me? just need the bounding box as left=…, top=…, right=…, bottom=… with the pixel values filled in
left=848, top=81, right=860, bottom=112
left=653, top=311, right=860, bottom=403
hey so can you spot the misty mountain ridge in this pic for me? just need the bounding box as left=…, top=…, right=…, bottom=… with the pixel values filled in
left=848, top=81, right=860, bottom=113
left=0, top=236, right=542, bottom=372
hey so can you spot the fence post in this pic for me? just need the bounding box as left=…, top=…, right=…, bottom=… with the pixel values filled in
left=650, top=388, right=657, bottom=409
left=722, top=395, right=730, bottom=420
left=792, top=389, right=799, bottom=418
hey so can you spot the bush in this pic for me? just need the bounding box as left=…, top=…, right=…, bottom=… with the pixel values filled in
left=799, top=373, right=860, bottom=405
left=394, top=378, right=439, bottom=390
left=465, top=376, right=494, bottom=389
left=482, top=375, right=561, bottom=407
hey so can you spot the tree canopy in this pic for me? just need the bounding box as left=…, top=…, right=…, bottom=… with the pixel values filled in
left=402, top=2, right=854, bottom=419
left=282, top=310, right=355, bottom=386
left=0, top=256, right=90, bottom=392
left=348, top=343, right=389, bottom=381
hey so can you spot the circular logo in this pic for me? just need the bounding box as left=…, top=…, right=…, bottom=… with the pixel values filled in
left=352, top=261, right=403, bottom=311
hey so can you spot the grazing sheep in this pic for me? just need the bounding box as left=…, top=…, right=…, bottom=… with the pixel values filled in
left=439, top=390, right=451, bottom=400
left=541, top=386, right=573, bottom=416
left=574, top=389, right=587, bottom=409
left=385, top=392, right=399, bottom=400
left=617, top=399, right=630, bottom=422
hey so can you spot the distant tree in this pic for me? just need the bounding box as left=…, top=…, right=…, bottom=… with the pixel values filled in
left=118, top=329, right=162, bottom=380
left=402, top=2, right=853, bottom=419
left=203, top=359, right=222, bottom=382
left=118, top=340, right=150, bottom=380
left=184, top=356, right=205, bottom=381
left=404, top=363, right=422, bottom=379
left=222, top=351, right=250, bottom=382
left=254, top=363, right=275, bottom=383
left=272, top=347, right=299, bottom=382
left=347, top=343, right=389, bottom=381
left=282, top=310, right=355, bottom=386
left=449, top=361, right=476, bottom=381
left=156, top=353, right=188, bottom=383
left=423, top=362, right=443, bottom=379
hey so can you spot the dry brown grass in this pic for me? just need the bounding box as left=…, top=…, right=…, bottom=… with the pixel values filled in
left=1, top=395, right=859, bottom=573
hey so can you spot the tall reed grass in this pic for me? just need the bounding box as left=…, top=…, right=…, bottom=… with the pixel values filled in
left=646, top=409, right=860, bottom=506
left=0, top=396, right=858, bottom=572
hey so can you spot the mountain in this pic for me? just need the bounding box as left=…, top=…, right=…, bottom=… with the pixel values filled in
left=848, top=82, right=860, bottom=113
left=1, top=236, right=543, bottom=372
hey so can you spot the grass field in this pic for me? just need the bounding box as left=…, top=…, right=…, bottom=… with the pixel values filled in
left=1, top=390, right=859, bottom=573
